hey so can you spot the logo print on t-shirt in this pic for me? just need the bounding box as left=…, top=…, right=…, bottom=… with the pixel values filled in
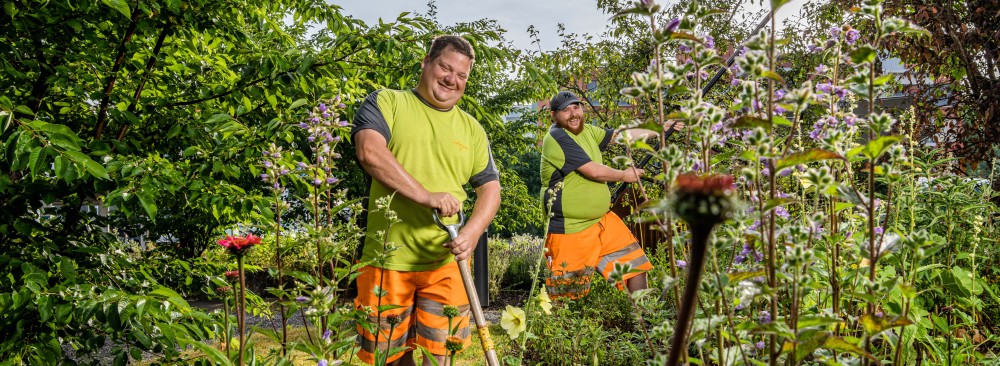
left=452, top=140, right=469, bottom=151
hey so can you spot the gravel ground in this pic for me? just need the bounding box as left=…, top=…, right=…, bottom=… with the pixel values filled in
left=62, top=298, right=511, bottom=364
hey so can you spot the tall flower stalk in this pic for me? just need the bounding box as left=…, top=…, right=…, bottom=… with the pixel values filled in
left=667, top=174, right=738, bottom=366
left=218, top=233, right=262, bottom=366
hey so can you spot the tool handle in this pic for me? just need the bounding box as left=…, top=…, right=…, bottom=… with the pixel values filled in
left=457, top=258, right=500, bottom=366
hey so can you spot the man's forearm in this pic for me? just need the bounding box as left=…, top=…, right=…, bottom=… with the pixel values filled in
left=356, top=137, right=429, bottom=205
left=460, top=180, right=501, bottom=241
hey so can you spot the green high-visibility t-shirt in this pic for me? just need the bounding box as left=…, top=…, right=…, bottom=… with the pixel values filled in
left=540, top=124, right=614, bottom=234
left=351, top=89, right=499, bottom=271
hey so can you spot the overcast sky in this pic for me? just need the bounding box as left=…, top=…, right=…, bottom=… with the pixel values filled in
left=331, top=0, right=809, bottom=51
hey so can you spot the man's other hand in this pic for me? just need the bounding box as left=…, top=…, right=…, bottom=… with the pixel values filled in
left=425, top=192, right=460, bottom=217
left=622, top=167, right=645, bottom=183
left=446, top=232, right=477, bottom=261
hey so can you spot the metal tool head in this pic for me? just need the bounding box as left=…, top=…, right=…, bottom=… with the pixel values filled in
left=432, top=209, right=465, bottom=239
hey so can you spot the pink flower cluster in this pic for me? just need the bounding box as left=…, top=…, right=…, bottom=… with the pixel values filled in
left=218, top=234, right=262, bottom=254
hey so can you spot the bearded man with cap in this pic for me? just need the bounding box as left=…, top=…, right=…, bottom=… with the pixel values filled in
left=539, top=90, right=665, bottom=300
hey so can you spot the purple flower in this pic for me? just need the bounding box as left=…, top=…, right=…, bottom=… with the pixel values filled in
left=815, top=64, right=828, bottom=74
left=845, top=115, right=856, bottom=127
left=676, top=260, right=687, bottom=269
left=704, top=35, right=715, bottom=49
left=318, top=360, right=328, bottom=366
left=846, top=29, right=860, bottom=44
left=756, top=340, right=766, bottom=350
left=712, top=122, right=724, bottom=133
left=297, top=162, right=308, bottom=170
left=338, top=103, right=346, bottom=109
left=326, top=177, right=338, bottom=184
left=875, top=310, right=884, bottom=318
left=826, top=39, right=837, bottom=48
left=774, top=105, right=787, bottom=115
left=796, top=164, right=806, bottom=172
left=874, top=227, right=884, bottom=235
left=829, top=27, right=841, bottom=38
left=779, top=168, right=792, bottom=177
left=280, top=169, right=289, bottom=175
left=691, top=161, right=702, bottom=173
left=322, top=329, right=331, bottom=341
left=736, top=303, right=745, bottom=310
left=761, top=168, right=770, bottom=177
left=665, top=17, right=681, bottom=33
left=263, top=160, right=273, bottom=168
left=775, top=206, right=790, bottom=219
left=260, top=173, right=269, bottom=181
left=809, top=44, right=823, bottom=53
left=313, top=178, right=323, bottom=186
left=759, top=310, right=771, bottom=324
left=835, top=87, right=848, bottom=99
left=754, top=250, right=764, bottom=262
left=318, top=103, right=328, bottom=113
left=817, top=83, right=833, bottom=94
left=299, top=122, right=309, bottom=129
left=774, top=89, right=786, bottom=100
left=679, top=44, right=692, bottom=53
left=749, top=220, right=761, bottom=231
left=273, top=182, right=281, bottom=190
left=735, top=254, right=746, bottom=264
left=308, top=136, right=316, bottom=142
left=731, top=78, right=740, bottom=86
left=338, top=120, right=349, bottom=127
left=296, top=296, right=308, bottom=302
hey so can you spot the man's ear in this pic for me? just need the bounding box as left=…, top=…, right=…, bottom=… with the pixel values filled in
left=421, top=55, right=430, bottom=69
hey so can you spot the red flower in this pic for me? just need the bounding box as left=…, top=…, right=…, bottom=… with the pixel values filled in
left=674, top=173, right=735, bottom=195
left=224, top=270, right=240, bottom=278
left=671, top=173, right=739, bottom=227
left=218, top=234, right=262, bottom=255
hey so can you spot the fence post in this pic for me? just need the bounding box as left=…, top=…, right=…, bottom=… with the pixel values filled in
left=474, top=230, right=489, bottom=307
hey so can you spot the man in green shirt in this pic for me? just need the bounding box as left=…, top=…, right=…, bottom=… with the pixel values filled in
left=540, top=90, right=666, bottom=299
left=352, top=35, right=500, bottom=366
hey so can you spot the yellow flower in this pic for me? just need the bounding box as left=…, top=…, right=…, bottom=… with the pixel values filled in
left=500, top=305, right=526, bottom=340
left=535, top=288, right=552, bottom=315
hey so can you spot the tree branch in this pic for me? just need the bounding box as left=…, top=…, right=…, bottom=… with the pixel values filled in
left=95, top=4, right=143, bottom=140
left=163, top=45, right=365, bottom=108
left=117, top=22, right=172, bottom=141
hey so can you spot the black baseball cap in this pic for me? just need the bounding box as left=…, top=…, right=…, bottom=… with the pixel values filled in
left=549, top=91, right=583, bottom=111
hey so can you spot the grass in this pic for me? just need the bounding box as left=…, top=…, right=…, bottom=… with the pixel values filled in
left=143, top=324, right=511, bottom=365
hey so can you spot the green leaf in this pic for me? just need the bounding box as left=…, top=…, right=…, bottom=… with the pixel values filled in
left=3, top=2, right=18, bottom=17
left=289, top=98, right=309, bottom=110
left=850, top=46, right=877, bottom=64
left=761, top=70, right=786, bottom=86
left=727, top=270, right=765, bottom=283
left=772, top=114, right=792, bottom=127
left=14, top=105, right=33, bottom=115
left=84, top=159, right=110, bottom=180
left=28, top=147, right=48, bottom=179
left=731, top=115, right=771, bottom=132
left=136, top=190, right=157, bottom=221
left=60, top=256, right=77, bottom=283
left=205, top=113, right=232, bottom=124
left=100, top=0, right=131, bottom=18
left=859, top=313, right=912, bottom=335
left=780, top=330, right=828, bottom=363
left=941, top=267, right=973, bottom=298
left=165, top=0, right=181, bottom=12
left=776, top=149, right=844, bottom=171
left=873, top=74, right=893, bottom=86
left=771, top=0, right=793, bottom=11
left=823, top=335, right=876, bottom=361
left=857, top=136, right=901, bottom=160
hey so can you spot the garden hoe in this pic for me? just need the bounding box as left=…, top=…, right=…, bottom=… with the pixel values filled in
left=432, top=209, right=501, bottom=366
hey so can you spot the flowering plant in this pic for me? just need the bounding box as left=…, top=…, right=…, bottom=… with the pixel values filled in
left=217, top=234, right=262, bottom=255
